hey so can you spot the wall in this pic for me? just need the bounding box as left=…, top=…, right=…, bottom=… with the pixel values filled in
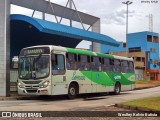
left=0, top=0, right=10, bottom=96
left=135, top=69, right=144, bottom=80
left=101, top=42, right=126, bottom=53
left=128, top=32, right=147, bottom=51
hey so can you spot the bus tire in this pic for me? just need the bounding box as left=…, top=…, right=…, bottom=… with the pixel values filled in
left=67, top=84, right=78, bottom=99
left=113, top=83, right=121, bottom=95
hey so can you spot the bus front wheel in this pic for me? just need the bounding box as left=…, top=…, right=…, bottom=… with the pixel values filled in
left=67, top=84, right=78, bottom=99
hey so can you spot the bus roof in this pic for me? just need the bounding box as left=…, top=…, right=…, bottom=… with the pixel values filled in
left=22, top=45, right=133, bottom=61
left=113, top=55, right=133, bottom=61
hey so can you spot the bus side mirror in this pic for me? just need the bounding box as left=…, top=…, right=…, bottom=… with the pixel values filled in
left=12, top=56, right=19, bottom=69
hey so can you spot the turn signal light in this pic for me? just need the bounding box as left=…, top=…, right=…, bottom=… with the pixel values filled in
left=40, top=90, right=48, bottom=93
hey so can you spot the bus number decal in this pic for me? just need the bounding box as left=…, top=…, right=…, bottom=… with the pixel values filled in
left=114, top=75, right=122, bottom=80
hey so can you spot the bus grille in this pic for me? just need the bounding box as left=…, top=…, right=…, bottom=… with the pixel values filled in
left=26, top=89, right=38, bottom=93
left=22, top=80, right=42, bottom=84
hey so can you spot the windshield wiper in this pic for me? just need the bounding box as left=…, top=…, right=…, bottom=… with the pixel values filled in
left=31, top=54, right=42, bottom=79
left=33, top=54, right=42, bottom=65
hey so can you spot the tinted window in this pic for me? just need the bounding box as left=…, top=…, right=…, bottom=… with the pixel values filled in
left=66, top=53, right=77, bottom=70
left=52, top=54, right=65, bottom=75
left=102, top=58, right=113, bottom=72
left=19, top=56, right=50, bottom=79
left=121, top=61, right=128, bottom=73
left=78, top=55, right=90, bottom=70
left=129, top=61, right=134, bottom=73
left=113, top=59, right=121, bottom=72
left=91, top=57, right=101, bottom=71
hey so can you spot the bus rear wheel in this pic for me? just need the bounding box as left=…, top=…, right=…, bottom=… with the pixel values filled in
left=113, top=83, right=121, bottom=95
left=67, top=84, right=78, bottom=99
left=110, top=83, right=121, bottom=95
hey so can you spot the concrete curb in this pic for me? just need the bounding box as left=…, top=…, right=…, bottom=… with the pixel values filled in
left=115, top=104, right=160, bottom=113
left=134, top=85, right=160, bottom=90
left=0, top=95, right=39, bottom=100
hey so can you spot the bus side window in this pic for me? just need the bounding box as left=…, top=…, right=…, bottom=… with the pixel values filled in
left=78, top=55, right=90, bottom=70
left=52, top=54, right=65, bottom=75
left=129, top=61, right=134, bottom=73
left=91, top=57, right=101, bottom=71
left=121, top=60, right=128, bottom=73
left=113, top=59, right=121, bottom=72
left=102, top=58, right=112, bottom=72
left=66, top=53, right=77, bottom=70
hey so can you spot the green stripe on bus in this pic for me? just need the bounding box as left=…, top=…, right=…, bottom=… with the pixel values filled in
left=67, top=48, right=114, bottom=59
left=67, top=48, right=94, bottom=56
left=81, top=71, right=135, bottom=86
left=81, top=71, right=114, bottom=86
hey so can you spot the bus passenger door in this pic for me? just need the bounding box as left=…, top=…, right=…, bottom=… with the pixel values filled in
left=51, top=52, right=67, bottom=95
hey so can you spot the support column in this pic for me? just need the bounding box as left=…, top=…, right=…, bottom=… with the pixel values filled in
left=92, top=19, right=100, bottom=52
left=0, top=0, right=10, bottom=96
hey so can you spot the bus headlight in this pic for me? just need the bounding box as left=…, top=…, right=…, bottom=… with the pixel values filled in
left=40, top=80, right=50, bottom=88
left=17, top=82, right=24, bottom=88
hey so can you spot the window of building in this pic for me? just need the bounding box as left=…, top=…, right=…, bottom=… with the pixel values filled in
left=102, top=58, right=113, bottom=72
left=154, top=59, right=158, bottom=64
left=153, top=48, right=156, bottom=53
left=121, top=61, right=128, bottom=73
left=113, top=59, right=121, bottom=72
left=142, top=57, right=145, bottom=62
left=142, top=57, right=145, bottom=66
left=129, top=47, right=141, bottom=52
left=150, top=48, right=153, bottom=52
left=51, top=54, right=65, bottom=75
left=91, top=56, right=101, bottom=71
left=147, top=35, right=152, bottom=42
left=150, top=59, right=153, bottom=64
left=123, top=43, right=126, bottom=48
left=78, top=55, right=90, bottom=70
left=153, top=36, right=159, bottom=43
left=136, top=57, right=141, bottom=62
left=66, top=53, right=77, bottom=70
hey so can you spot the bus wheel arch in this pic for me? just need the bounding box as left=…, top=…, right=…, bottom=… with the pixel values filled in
left=110, top=82, right=121, bottom=95
left=67, top=81, right=79, bottom=99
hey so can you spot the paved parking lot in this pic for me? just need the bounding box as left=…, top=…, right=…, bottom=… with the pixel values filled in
left=0, top=86, right=160, bottom=112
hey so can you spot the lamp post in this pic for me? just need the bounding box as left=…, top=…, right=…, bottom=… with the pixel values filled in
left=122, top=1, right=133, bottom=57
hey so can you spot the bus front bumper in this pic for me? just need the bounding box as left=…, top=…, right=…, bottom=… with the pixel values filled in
left=18, top=87, right=51, bottom=95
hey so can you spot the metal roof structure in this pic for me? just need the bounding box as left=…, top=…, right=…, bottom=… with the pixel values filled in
left=11, top=0, right=99, bottom=25
left=11, top=14, right=119, bottom=47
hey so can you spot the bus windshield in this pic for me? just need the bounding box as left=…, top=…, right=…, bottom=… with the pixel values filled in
left=19, top=55, right=50, bottom=80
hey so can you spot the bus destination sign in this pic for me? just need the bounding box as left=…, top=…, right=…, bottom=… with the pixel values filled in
left=20, top=47, right=50, bottom=56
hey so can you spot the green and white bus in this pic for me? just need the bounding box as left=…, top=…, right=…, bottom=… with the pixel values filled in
left=18, top=45, right=135, bottom=99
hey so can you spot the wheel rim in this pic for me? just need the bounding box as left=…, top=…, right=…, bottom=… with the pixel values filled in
left=115, top=85, right=119, bottom=93
left=70, top=87, right=75, bottom=95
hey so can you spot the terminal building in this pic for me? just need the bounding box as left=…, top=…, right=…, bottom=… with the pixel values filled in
left=0, top=0, right=159, bottom=96
left=0, top=0, right=120, bottom=96
left=100, top=31, right=160, bottom=81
